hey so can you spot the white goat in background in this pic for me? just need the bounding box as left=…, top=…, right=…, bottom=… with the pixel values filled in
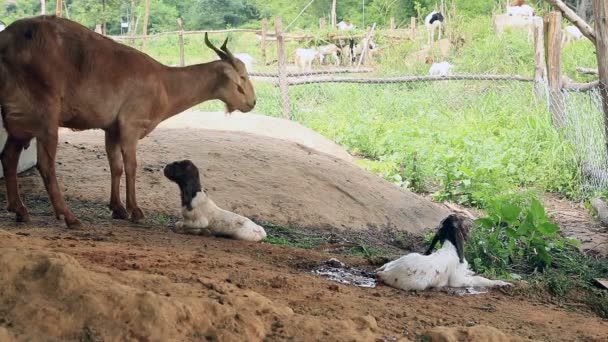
left=426, top=56, right=454, bottom=76
left=376, top=214, right=512, bottom=291
left=506, top=4, right=535, bottom=17
left=337, top=20, right=355, bottom=30
left=316, top=44, right=341, bottom=67
left=234, top=53, right=256, bottom=73
left=294, top=48, right=319, bottom=71
left=563, top=25, right=584, bottom=44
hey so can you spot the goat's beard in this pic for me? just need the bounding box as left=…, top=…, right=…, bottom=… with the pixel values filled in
left=224, top=104, right=235, bottom=116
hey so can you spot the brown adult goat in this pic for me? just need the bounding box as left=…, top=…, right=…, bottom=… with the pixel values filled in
left=0, top=16, right=256, bottom=228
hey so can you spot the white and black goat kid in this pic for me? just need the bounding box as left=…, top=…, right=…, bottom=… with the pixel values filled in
left=376, top=214, right=511, bottom=291
left=164, top=160, right=267, bottom=242
left=425, top=10, right=444, bottom=45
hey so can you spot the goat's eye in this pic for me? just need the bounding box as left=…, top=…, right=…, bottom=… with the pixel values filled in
left=237, top=85, right=245, bottom=95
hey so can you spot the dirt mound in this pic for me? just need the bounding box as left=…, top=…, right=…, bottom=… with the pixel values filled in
left=423, top=325, right=528, bottom=342
left=0, top=231, right=386, bottom=341
left=52, top=128, right=448, bottom=234
left=159, top=111, right=355, bottom=163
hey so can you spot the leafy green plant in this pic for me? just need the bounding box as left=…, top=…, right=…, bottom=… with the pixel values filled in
left=467, top=197, right=580, bottom=276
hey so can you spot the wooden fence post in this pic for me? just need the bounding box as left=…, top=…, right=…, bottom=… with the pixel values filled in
left=320, top=17, right=326, bottom=30
left=410, top=17, right=416, bottom=39
left=592, top=0, right=608, bottom=153
left=544, top=11, right=564, bottom=128
left=533, top=17, right=547, bottom=99
left=261, top=18, right=268, bottom=65
left=177, top=18, right=185, bottom=67
left=356, top=23, right=376, bottom=68
left=390, top=17, right=395, bottom=31
left=55, top=0, right=62, bottom=17
left=276, top=17, right=291, bottom=119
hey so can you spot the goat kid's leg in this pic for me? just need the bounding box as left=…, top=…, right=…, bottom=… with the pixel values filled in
left=450, top=274, right=511, bottom=288
left=36, top=132, right=81, bottom=228
left=105, top=130, right=129, bottom=219
left=1, top=137, right=30, bottom=222
left=120, top=138, right=144, bottom=222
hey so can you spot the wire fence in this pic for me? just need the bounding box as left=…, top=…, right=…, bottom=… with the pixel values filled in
left=109, top=22, right=607, bottom=196
left=561, top=84, right=608, bottom=192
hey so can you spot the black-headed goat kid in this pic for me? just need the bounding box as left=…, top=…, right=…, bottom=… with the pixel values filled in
left=164, top=160, right=267, bottom=242
left=376, top=214, right=511, bottom=291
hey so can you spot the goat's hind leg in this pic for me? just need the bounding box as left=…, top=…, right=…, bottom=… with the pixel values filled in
left=105, top=130, right=129, bottom=220
left=1, top=136, right=31, bottom=222
left=120, top=137, right=144, bottom=223
left=36, top=130, right=81, bottom=228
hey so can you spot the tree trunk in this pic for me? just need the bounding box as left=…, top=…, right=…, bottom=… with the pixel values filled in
left=577, top=0, right=592, bottom=22
left=129, top=0, right=136, bottom=35
left=592, top=0, right=608, bottom=155
left=102, top=0, right=107, bottom=35
left=142, top=0, right=151, bottom=49
left=55, top=0, right=62, bottom=17
left=331, top=0, right=337, bottom=27
left=40, top=0, right=46, bottom=15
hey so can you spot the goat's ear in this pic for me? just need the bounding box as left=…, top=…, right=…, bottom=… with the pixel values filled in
left=222, top=65, right=242, bottom=86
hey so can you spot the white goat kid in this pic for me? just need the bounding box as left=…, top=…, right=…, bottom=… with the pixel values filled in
left=337, top=20, right=355, bottom=30
left=563, top=25, right=584, bottom=44
left=234, top=53, right=256, bottom=73
left=425, top=10, right=444, bottom=45
left=506, top=4, right=535, bottom=17
left=317, top=44, right=341, bottom=67
left=295, top=48, right=319, bottom=71
left=376, top=214, right=511, bottom=291
left=351, top=37, right=377, bottom=65
left=426, top=56, right=453, bottom=76
left=164, top=160, right=267, bottom=242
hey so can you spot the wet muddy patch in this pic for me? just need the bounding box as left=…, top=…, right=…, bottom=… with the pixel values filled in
left=311, top=258, right=377, bottom=288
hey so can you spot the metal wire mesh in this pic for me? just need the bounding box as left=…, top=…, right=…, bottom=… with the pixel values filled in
left=115, top=28, right=606, bottom=196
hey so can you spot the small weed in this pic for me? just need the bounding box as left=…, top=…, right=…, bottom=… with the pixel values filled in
left=346, top=244, right=385, bottom=258
left=150, top=213, right=173, bottom=226
left=263, top=236, right=316, bottom=249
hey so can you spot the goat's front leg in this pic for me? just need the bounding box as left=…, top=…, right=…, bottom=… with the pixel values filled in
left=120, top=137, right=144, bottom=222
left=36, top=131, right=81, bottom=228
left=449, top=274, right=511, bottom=288
left=1, top=136, right=30, bottom=222
left=105, top=130, right=129, bottom=220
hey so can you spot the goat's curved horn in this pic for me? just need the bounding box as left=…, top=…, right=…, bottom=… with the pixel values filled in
left=219, top=37, right=235, bottom=60
left=204, top=32, right=228, bottom=60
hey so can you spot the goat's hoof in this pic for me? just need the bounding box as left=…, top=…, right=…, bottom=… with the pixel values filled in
left=111, top=207, right=129, bottom=220
left=15, top=211, right=31, bottom=223
left=130, top=208, right=145, bottom=223
left=65, top=217, right=82, bottom=229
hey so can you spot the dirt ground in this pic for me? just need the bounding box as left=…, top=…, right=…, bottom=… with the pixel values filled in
left=1, top=116, right=608, bottom=341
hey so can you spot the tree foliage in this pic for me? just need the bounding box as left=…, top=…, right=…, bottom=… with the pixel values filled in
left=0, top=0, right=554, bottom=33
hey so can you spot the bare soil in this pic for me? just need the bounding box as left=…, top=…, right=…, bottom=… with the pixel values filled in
left=0, top=120, right=607, bottom=341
